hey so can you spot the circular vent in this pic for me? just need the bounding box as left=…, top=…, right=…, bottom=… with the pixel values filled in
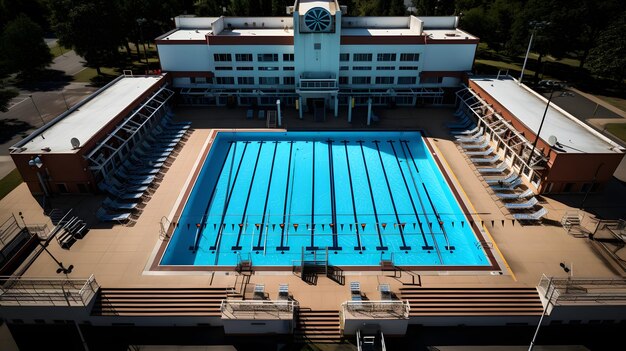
left=304, top=7, right=331, bottom=32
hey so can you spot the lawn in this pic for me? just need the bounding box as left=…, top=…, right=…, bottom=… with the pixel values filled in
left=605, top=123, right=626, bottom=143
left=596, top=96, right=626, bottom=114
left=49, top=43, right=71, bottom=58
left=0, top=168, right=23, bottom=200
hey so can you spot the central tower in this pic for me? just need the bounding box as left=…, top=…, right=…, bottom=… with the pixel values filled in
left=293, top=0, right=342, bottom=118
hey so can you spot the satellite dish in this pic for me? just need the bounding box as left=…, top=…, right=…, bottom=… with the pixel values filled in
left=548, top=135, right=558, bottom=147
left=70, top=137, right=81, bottom=149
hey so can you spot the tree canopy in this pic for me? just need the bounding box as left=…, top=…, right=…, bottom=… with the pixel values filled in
left=587, top=14, right=626, bottom=82
left=0, top=14, right=52, bottom=77
left=49, top=0, right=126, bottom=75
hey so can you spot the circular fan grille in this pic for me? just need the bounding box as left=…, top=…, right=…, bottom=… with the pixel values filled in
left=304, top=7, right=331, bottom=32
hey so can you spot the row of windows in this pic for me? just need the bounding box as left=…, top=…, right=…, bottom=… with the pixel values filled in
left=340, top=66, right=419, bottom=71
left=340, top=76, right=417, bottom=85
left=341, top=53, right=420, bottom=62
left=210, top=76, right=417, bottom=85
left=215, top=76, right=296, bottom=85
left=215, top=53, right=295, bottom=62
left=216, top=53, right=420, bottom=63
left=215, top=66, right=295, bottom=71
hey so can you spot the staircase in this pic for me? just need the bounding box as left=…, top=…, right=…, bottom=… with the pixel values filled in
left=91, top=287, right=229, bottom=317
left=400, top=287, right=543, bottom=317
left=561, top=212, right=589, bottom=238
left=294, top=309, right=342, bottom=344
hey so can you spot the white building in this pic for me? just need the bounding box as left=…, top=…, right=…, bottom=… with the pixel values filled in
left=155, top=0, right=478, bottom=117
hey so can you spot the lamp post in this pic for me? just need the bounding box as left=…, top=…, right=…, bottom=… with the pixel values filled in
left=519, top=21, right=550, bottom=85
left=28, top=94, right=45, bottom=126
left=276, top=99, right=282, bottom=127
left=20, top=211, right=73, bottom=275
left=136, top=18, right=149, bottom=66
left=524, top=80, right=563, bottom=174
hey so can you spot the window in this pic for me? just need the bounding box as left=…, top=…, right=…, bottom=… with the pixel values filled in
left=258, top=66, right=279, bottom=71
left=339, top=77, right=348, bottom=84
left=376, top=66, right=395, bottom=70
left=340, top=53, right=349, bottom=61
left=283, top=53, right=294, bottom=61
left=340, top=66, right=349, bottom=71
left=314, top=43, right=321, bottom=50
left=259, top=77, right=279, bottom=85
left=215, top=66, right=232, bottom=70
left=214, top=53, right=231, bottom=62
left=398, top=76, right=416, bottom=84
left=400, top=53, right=420, bottom=61
left=57, top=183, right=69, bottom=193
left=283, top=76, right=295, bottom=85
left=399, top=66, right=419, bottom=70
left=283, top=66, right=295, bottom=71
left=377, top=53, right=396, bottom=61
left=375, top=77, right=394, bottom=84
left=352, top=76, right=371, bottom=84
left=257, top=53, right=278, bottom=62
left=353, top=53, right=372, bottom=61
left=353, top=66, right=371, bottom=71
left=190, top=77, right=207, bottom=84
left=235, top=53, right=253, bottom=62
left=238, top=77, right=254, bottom=85
left=216, top=77, right=234, bottom=84
left=236, top=66, right=253, bottom=71
left=77, top=183, right=89, bottom=193
left=421, top=76, right=443, bottom=84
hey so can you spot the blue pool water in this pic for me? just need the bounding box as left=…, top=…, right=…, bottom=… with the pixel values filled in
left=161, top=131, right=490, bottom=267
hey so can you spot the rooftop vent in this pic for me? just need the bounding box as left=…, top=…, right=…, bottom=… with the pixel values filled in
left=445, top=32, right=459, bottom=37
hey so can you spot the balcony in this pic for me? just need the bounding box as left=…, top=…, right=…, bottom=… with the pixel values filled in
left=298, top=78, right=338, bottom=91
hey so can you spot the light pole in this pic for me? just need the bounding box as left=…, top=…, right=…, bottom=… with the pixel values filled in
left=524, top=80, right=563, bottom=173
left=29, top=94, right=45, bottom=126
left=136, top=18, right=149, bottom=67
left=519, top=21, right=550, bottom=85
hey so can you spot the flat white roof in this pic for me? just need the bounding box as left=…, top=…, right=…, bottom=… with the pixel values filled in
left=472, top=77, right=621, bottom=154
left=19, top=76, right=163, bottom=154
left=163, top=29, right=211, bottom=40
left=217, top=28, right=294, bottom=36
left=424, top=29, right=477, bottom=40
left=342, top=28, right=418, bottom=36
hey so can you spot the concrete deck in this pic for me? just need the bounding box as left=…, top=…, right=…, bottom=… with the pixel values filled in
left=1, top=105, right=622, bottom=311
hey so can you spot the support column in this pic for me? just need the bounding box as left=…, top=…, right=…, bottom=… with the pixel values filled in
left=367, top=97, right=372, bottom=126
left=347, top=96, right=353, bottom=123
left=334, top=95, right=338, bottom=118
left=298, top=96, right=303, bottom=120
left=276, top=99, right=282, bottom=127
left=412, top=95, right=417, bottom=106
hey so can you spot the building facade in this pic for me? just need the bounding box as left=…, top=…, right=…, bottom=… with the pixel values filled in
left=9, top=74, right=172, bottom=195
left=155, top=0, right=478, bottom=115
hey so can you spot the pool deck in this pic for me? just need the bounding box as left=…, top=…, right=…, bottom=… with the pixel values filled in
left=1, top=105, right=623, bottom=311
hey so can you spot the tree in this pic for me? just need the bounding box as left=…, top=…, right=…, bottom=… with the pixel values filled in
left=195, top=0, right=228, bottom=16
left=587, top=14, right=626, bottom=82
left=0, top=88, right=19, bottom=112
left=388, top=0, right=406, bottom=16
left=0, top=14, right=53, bottom=77
left=49, top=0, right=126, bottom=75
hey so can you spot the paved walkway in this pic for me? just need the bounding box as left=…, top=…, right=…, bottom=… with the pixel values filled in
left=0, top=51, right=93, bottom=179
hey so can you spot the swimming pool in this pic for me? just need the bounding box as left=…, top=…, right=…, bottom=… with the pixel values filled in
left=159, top=131, right=492, bottom=269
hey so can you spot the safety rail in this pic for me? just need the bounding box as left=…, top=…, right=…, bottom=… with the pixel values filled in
left=0, top=274, right=99, bottom=307
left=220, top=299, right=297, bottom=320
left=342, top=300, right=410, bottom=319
left=537, top=274, right=626, bottom=306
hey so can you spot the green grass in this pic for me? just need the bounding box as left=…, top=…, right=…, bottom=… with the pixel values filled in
left=0, top=168, right=23, bottom=200
left=596, top=95, right=626, bottom=114
left=72, top=67, right=118, bottom=83
left=605, top=123, right=626, bottom=143
left=49, top=43, right=71, bottom=58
